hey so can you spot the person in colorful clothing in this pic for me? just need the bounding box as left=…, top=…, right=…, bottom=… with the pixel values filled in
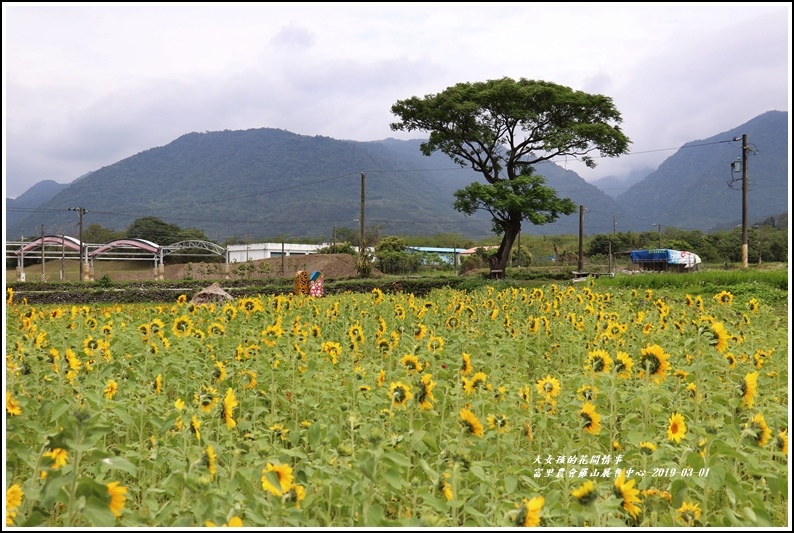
left=309, top=271, right=324, bottom=297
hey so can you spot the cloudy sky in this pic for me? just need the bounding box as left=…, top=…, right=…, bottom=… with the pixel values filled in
left=3, top=2, right=791, bottom=199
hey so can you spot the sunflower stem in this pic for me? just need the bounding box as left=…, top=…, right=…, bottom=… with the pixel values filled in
left=65, top=448, right=83, bottom=526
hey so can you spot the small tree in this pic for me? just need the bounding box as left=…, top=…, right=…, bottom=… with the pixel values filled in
left=374, top=236, right=420, bottom=275
left=316, top=242, right=357, bottom=255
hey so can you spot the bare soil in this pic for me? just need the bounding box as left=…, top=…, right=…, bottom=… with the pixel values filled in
left=90, top=254, right=382, bottom=282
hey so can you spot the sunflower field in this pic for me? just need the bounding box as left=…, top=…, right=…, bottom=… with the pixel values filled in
left=4, top=282, right=789, bottom=527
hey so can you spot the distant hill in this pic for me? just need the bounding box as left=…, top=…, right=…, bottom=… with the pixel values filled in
left=5, top=180, right=71, bottom=236
left=4, top=129, right=625, bottom=241
left=5, top=111, right=788, bottom=242
left=614, top=110, right=788, bottom=232
left=591, top=166, right=655, bottom=199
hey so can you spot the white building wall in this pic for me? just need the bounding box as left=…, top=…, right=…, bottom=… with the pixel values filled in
left=226, top=243, right=325, bottom=263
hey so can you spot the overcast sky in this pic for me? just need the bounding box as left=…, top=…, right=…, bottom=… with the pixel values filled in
left=3, top=2, right=791, bottom=199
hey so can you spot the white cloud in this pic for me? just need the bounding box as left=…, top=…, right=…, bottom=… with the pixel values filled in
left=3, top=2, right=791, bottom=198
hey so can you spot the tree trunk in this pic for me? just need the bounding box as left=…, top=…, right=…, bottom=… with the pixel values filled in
left=490, top=215, right=521, bottom=273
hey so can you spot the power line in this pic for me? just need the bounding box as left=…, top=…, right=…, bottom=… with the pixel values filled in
left=5, top=136, right=776, bottom=237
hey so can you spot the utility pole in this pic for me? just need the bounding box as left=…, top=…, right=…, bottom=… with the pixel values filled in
left=68, top=207, right=87, bottom=281
left=332, top=226, right=336, bottom=253
left=577, top=205, right=584, bottom=272
left=652, top=223, right=662, bottom=248
left=741, top=133, right=749, bottom=268
left=358, top=172, right=367, bottom=273
left=359, top=172, right=366, bottom=251
left=61, top=233, right=66, bottom=281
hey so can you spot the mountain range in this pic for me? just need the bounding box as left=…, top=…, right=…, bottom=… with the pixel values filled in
left=5, top=110, right=788, bottom=242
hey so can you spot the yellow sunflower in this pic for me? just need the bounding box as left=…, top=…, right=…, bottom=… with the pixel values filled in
left=427, top=335, right=445, bottom=352
left=172, top=315, right=193, bottom=337
left=460, top=352, right=473, bottom=375
left=714, top=290, right=733, bottom=305
left=518, top=385, right=531, bottom=404
left=514, top=496, right=544, bottom=527
left=222, top=388, right=238, bottom=430
left=104, top=379, right=118, bottom=400
left=709, top=322, right=730, bottom=353
left=459, top=408, right=484, bottom=437
left=741, top=371, right=759, bottom=408
left=106, top=481, right=127, bottom=518
left=462, top=372, right=487, bottom=395
left=416, top=374, right=436, bottom=411
left=585, top=349, right=613, bottom=373
left=576, top=385, right=598, bottom=402
left=43, top=448, right=69, bottom=469
left=775, top=430, right=788, bottom=456
left=6, top=483, right=23, bottom=526
left=208, top=322, right=226, bottom=336
left=614, top=351, right=634, bottom=379
left=222, top=303, right=238, bottom=321
left=262, top=322, right=285, bottom=347
left=638, top=344, right=671, bottom=383
left=439, top=472, right=453, bottom=501
left=205, top=516, right=244, bottom=527
left=389, top=381, right=413, bottom=408
left=579, top=402, right=601, bottom=435
left=394, top=304, right=406, bottom=320
left=753, top=349, right=773, bottom=369
left=487, top=414, right=509, bottom=433
left=377, top=337, right=392, bottom=354
left=196, top=385, right=219, bottom=413
left=571, top=480, right=597, bottom=506
left=321, top=341, right=343, bottom=364
left=445, top=315, right=460, bottom=329
left=347, top=323, right=365, bottom=345
left=371, top=287, right=384, bottom=303
left=261, top=462, right=294, bottom=496
left=240, top=370, right=257, bottom=389
left=613, top=471, right=641, bottom=519
left=6, top=392, right=22, bottom=416
left=535, top=375, right=561, bottom=399
left=282, top=484, right=306, bottom=508
left=676, top=501, right=701, bottom=526
left=401, top=354, right=423, bottom=374
left=190, top=415, right=202, bottom=441
left=745, top=413, right=772, bottom=446
left=639, top=441, right=656, bottom=455
left=667, top=412, right=687, bottom=444
left=202, top=445, right=218, bottom=477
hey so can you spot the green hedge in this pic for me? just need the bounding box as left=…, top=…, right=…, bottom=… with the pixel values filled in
left=6, top=276, right=495, bottom=305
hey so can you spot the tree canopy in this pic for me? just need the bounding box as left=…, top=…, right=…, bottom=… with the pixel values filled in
left=126, top=217, right=210, bottom=245
left=390, top=77, right=631, bottom=271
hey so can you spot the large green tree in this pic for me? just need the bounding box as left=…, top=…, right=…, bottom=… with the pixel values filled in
left=390, top=77, right=631, bottom=272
